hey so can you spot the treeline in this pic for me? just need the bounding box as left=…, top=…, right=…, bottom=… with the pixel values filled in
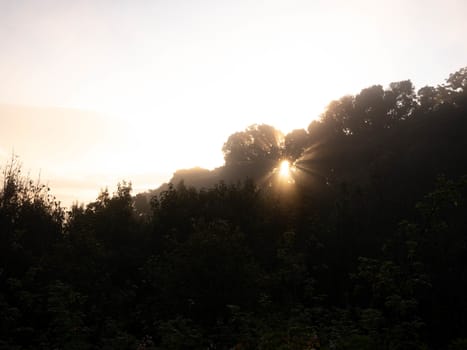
left=1, top=66, right=467, bottom=349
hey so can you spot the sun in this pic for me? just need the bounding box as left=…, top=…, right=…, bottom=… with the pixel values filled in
left=279, top=160, right=291, bottom=178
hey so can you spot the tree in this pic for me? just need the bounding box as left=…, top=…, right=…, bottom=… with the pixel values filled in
left=222, top=124, right=284, bottom=165
left=0, top=156, right=64, bottom=265
left=385, top=80, right=417, bottom=124
left=353, top=85, right=386, bottom=131
left=447, top=66, right=467, bottom=92
left=284, top=129, right=310, bottom=160
left=319, top=95, right=354, bottom=136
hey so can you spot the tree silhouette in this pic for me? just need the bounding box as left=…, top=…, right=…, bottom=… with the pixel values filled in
left=222, top=124, right=283, bottom=165
left=2, top=65, right=467, bottom=349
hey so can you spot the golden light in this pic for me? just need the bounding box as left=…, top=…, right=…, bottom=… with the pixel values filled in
left=279, top=160, right=291, bottom=178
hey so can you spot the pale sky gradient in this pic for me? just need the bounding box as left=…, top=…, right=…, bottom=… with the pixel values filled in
left=1, top=0, right=467, bottom=206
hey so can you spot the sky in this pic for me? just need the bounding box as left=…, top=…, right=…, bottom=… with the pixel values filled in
left=1, top=0, right=467, bottom=206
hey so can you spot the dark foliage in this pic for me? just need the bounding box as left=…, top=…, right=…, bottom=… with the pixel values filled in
left=1, top=66, right=467, bottom=349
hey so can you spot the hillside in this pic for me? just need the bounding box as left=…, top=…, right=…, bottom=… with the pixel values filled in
left=1, top=66, right=467, bottom=349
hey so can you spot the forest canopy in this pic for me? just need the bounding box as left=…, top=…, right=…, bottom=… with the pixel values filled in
left=1, top=66, right=467, bottom=349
